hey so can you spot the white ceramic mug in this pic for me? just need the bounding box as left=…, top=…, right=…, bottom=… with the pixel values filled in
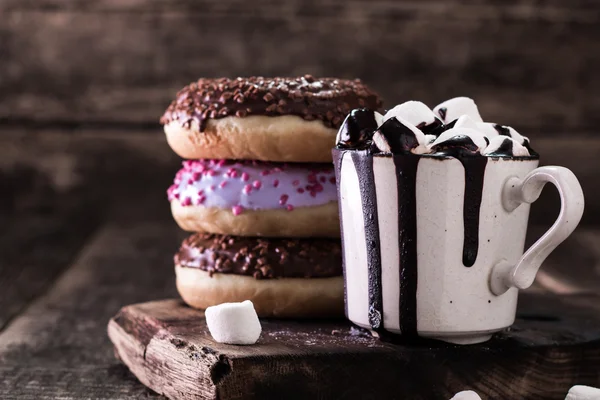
left=333, top=149, right=584, bottom=344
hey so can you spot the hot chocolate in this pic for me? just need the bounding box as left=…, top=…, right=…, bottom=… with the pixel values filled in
left=332, top=97, right=583, bottom=344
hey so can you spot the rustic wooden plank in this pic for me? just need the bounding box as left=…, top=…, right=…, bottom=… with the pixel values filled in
left=108, top=295, right=600, bottom=400
left=1, top=129, right=596, bottom=225
left=0, top=129, right=181, bottom=220
left=0, top=221, right=184, bottom=399
left=1, top=1, right=599, bottom=132
left=0, top=129, right=182, bottom=334
left=0, top=188, right=101, bottom=331
left=1, top=0, right=599, bottom=17
left=531, top=227, right=600, bottom=295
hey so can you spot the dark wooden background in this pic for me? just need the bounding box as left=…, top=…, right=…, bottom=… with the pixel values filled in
left=1, top=1, right=600, bottom=398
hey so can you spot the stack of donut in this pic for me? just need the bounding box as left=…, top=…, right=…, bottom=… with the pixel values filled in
left=160, top=76, right=382, bottom=317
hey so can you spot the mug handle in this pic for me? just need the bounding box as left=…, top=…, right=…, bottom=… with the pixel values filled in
left=490, top=166, right=585, bottom=295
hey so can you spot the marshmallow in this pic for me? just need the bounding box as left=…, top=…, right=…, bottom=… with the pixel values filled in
left=336, top=109, right=381, bottom=149
left=450, top=115, right=480, bottom=131
left=504, top=125, right=530, bottom=146
left=205, top=300, right=262, bottom=345
left=477, top=122, right=530, bottom=147
left=372, top=116, right=429, bottom=155
left=430, top=127, right=488, bottom=155
left=482, top=135, right=530, bottom=157
left=474, top=122, right=499, bottom=138
left=450, top=390, right=482, bottom=400
left=565, top=385, right=600, bottom=400
left=374, top=110, right=385, bottom=128
left=434, top=97, right=483, bottom=124
left=383, top=101, right=444, bottom=136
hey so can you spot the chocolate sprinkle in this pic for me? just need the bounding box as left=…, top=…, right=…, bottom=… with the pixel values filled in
left=160, top=76, right=383, bottom=131
left=175, top=233, right=343, bottom=279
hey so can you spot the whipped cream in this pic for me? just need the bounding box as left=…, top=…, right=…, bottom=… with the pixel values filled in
left=167, top=159, right=337, bottom=213
left=335, top=97, right=536, bottom=158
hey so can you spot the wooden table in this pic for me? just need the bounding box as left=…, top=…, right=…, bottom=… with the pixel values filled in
left=1, top=128, right=600, bottom=399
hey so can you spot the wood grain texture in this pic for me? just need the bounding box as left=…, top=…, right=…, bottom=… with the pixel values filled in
left=0, top=222, right=182, bottom=399
left=109, top=296, right=600, bottom=400
left=1, top=129, right=597, bottom=226
left=1, top=0, right=599, bottom=132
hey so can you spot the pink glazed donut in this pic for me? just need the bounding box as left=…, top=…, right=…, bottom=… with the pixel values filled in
left=168, top=159, right=340, bottom=237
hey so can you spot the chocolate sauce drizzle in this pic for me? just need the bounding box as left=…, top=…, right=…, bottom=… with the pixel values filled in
left=332, top=150, right=349, bottom=318
left=429, top=138, right=488, bottom=267
left=455, top=156, right=488, bottom=267
left=393, top=154, right=419, bottom=335
left=350, top=151, right=384, bottom=331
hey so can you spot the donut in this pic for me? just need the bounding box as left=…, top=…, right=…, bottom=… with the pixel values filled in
left=175, top=233, right=344, bottom=317
left=160, top=76, right=383, bottom=162
left=168, top=159, right=340, bottom=237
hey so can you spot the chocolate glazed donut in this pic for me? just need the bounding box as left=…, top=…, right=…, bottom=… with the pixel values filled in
left=175, top=233, right=343, bottom=279
left=174, top=233, right=345, bottom=318
left=161, top=76, right=383, bottom=131
left=160, top=76, right=383, bottom=162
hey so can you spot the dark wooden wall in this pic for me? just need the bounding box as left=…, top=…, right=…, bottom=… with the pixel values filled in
left=1, top=0, right=599, bottom=224
left=1, top=3, right=600, bottom=397
left=1, top=0, right=600, bottom=133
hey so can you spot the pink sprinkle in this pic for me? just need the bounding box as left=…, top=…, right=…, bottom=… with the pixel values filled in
left=232, top=205, right=244, bottom=215
left=192, top=172, right=202, bottom=181
left=286, top=204, right=294, bottom=211
left=174, top=193, right=180, bottom=199
left=273, top=167, right=282, bottom=173
left=273, top=179, right=280, bottom=187
left=329, top=177, right=336, bottom=184
left=217, top=159, right=226, bottom=167
left=241, top=172, right=250, bottom=181
left=297, top=188, right=305, bottom=194
left=187, top=179, right=194, bottom=184
left=309, top=192, right=316, bottom=197
left=261, top=170, right=271, bottom=176
left=227, top=168, right=238, bottom=177
left=308, top=173, right=317, bottom=183
left=209, top=185, right=216, bottom=191
left=252, top=180, right=262, bottom=189
left=197, top=195, right=206, bottom=205
left=197, top=190, right=204, bottom=195
left=243, top=184, right=253, bottom=194
left=183, top=160, right=193, bottom=169
left=292, top=180, right=300, bottom=186
left=320, top=176, right=327, bottom=183
left=314, top=183, right=324, bottom=192
left=219, top=181, right=228, bottom=188
left=207, top=169, right=216, bottom=177
left=279, top=194, right=289, bottom=205
left=182, top=197, right=192, bottom=206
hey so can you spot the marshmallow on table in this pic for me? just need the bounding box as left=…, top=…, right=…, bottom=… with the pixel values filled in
left=434, top=97, right=483, bottom=124
left=205, top=300, right=262, bottom=345
left=449, top=390, right=482, bottom=400
left=565, top=385, right=600, bottom=400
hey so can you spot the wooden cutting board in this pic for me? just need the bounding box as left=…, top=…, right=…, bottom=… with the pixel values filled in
left=108, top=293, right=600, bottom=400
